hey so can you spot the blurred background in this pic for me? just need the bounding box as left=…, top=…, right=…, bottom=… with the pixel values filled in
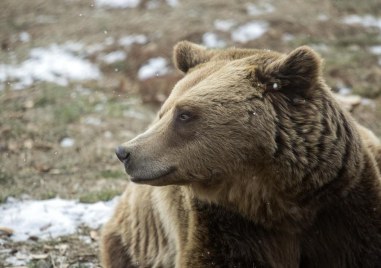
left=0, top=0, right=381, bottom=267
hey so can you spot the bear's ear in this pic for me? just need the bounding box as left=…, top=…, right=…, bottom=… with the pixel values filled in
left=173, top=41, right=213, bottom=73
left=258, top=46, right=322, bottom=96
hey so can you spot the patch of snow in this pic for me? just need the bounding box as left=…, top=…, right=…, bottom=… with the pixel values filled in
left=75, top=85, right=92, bottom=95
left=0, top=70, right=7, bottom=85
left=369, top=45, right=381, bottom=55
left=0, top=44, right=101, bottom=90
left=5, top=252, right=31, bottom=266
left=95, top=103, right=105, bottom=112
left=76, top=262, right=96, bottom=268
left=36, top=15, right=56, bottom=24
left=95, top=0, right=140, bottom=8
left=105, top=36, right=115, bottom=46
left=0, top=197, right=119, bottom=241
left=361, top=98, right=375, bottom=107
left=342, top=15, right=381, bottom=31
left=311, top=43, right=329, bottom=53
left=338, top=86, right=352, bottom=96
left=79, top=235, right=92, bottom=244
left=83, top=116, right=102, bottom=126
left=214, top=19, right=236, bottom=32
left=146, top=0, right=159, bottom=9
left=19, top=32, right=31, bottom=43
left=138, top=57, right=169, bottom=80
left=104, top=131, right=113, bottom=139
left=282, top=33, right=295, bottom=42
left=62, top=41, right=85, bottom=53
left=231, top=21, right=268, bottom=43
left=166, top=0, right=179, bottom=7
left=123, top=109, right=147, bottom=119
left=100, top=51, right=127, bottom=64
left=60, top=137, right=75, bottom=148
left=317, top=13, right=329, bottom=21
left=202, top=32, right=226, bottom=48
left=146, top=0, right=178, bottom=8
left=86, top=43, right=106, bottom=54
left=246, top=2, right=274, bottom=16
left=119, top=34, right=148, bottom=47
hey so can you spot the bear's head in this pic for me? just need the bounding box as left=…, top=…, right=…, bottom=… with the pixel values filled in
left=116, top=41, right=361, bottom=223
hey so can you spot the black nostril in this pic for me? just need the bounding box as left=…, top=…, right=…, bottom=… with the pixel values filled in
left=115, top=146, right=130, bottom=163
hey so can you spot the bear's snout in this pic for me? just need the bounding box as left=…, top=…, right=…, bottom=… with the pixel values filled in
left=115, top=146, right=131, bottom=164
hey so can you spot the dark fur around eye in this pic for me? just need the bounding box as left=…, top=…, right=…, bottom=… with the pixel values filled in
left=177, top=111, right=193, bottom=123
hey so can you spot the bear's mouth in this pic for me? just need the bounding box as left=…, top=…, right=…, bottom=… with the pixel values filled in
left=129, top=166, right=177, bottom=185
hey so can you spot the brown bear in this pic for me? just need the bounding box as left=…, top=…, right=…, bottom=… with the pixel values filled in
left=334, top=95, right=381, bottom=169
left=357, top=123, right=381, bottom=169
left=101, top=41, right=381, bottom=267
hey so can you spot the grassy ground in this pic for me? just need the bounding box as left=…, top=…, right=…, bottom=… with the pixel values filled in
left=1, top=0, right=381, bottom=267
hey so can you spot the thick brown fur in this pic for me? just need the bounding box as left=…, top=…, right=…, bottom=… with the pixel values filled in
left=357, top=123, right=381, bottom=169
left=101, top=41, right=381, bottom=267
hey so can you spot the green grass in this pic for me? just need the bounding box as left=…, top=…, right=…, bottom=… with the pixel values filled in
left=332, top=0, right=381, bottom=15
left=100, top=169, right=125, bottom=179
left=35, top=83, right=92, bottom=124
left=41, top=191, right=57, bottom=200
left=79, top=189, right=121, bottom=203
left=27, top=262, right=39, bottom=268
left=105, top=102, right=127, bottom=117
left=0, top=188, right=21, bottom=204
left=35, top=84, right=67, bottom=107
left=0, top=194, right=8, bottom=204
left=0, top=169, right=13, bottom=184
left=54, top=102, right=87, bottom=124
left=70, top=263, right=94, bottom=268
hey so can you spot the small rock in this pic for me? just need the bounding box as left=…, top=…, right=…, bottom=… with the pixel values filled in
left=30, top=254, right=48, bottom=260
left=23, top=99, right=34, bottom=109
left=60, top=137, right=75, bottom=148
left=56, top=244, right=69, bottom=254
left=0, top=226, right=14, bottom=236
left=34, top=163, right=51, bottom=173
left=24, top=139, right=34, bottom=149
left=28, top=235, right=39, bottom=241
left=49, top=169, right=61, bottom=175
left=90, top=230, right=99, bottom=241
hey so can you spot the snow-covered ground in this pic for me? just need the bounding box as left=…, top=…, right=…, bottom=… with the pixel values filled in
left=95, top=0, right=140, bottom=8
left=231, top=21, right=269, bottom=43
left=95, top=0, right=179, bottom=9
left=0, top=44, right=101, bottom=90
left=99, top=50, right=127, bottom=64
left=138, top=57, right=170, bottom=80
left=214, top=19, right=236, bottom=32
left=19, top=32, right=31, bottom=43
left=369, top=46, right=381, bottom=55
left=60, top=137, right=75, bottom=148
left=119, top=34, right=148, bottom=47
left=246, top=2, right=274, bottom=16
left=202, top=32, right=226, bottom=48
left=0, top=34, right=151, bottom=90
left=0, top=197, right=118, bottom=241
left=342, top=15, right=381, bottom=31
left=369, top=46, right=381, bottom=66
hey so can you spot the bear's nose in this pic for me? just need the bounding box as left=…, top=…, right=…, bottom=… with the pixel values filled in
left=115, top=146, right=130, bottom=163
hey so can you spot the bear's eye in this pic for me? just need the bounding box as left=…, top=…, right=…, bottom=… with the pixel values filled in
left=177, top=111, right=193, bottom=123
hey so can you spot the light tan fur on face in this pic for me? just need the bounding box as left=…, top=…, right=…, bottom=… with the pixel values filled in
left=101, top=42, right=381, bottom=267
